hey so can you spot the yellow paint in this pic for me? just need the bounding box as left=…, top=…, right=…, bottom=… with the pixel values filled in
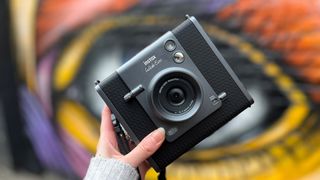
left=284, top=133, right=301, bottom=146
left=264, top=63, right=281, bottom=77
left=145, top=168, right=158, bottom=180
left=289, top=90, right=308, bottom=103
left=249, top=51, right=267, bottom=64
left=10, top=0, right=38, bottom=92
left=238, top=42, right=254, bottom=54
left=53, top=21, right=115, bottom=90
left=167, top=129, right=320, bottom=179
left=57, top=100, right=99, bottom=153
left=275, top=75, right=295, bottom=91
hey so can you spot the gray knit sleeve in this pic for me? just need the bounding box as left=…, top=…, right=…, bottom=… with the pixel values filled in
left=84, top=156, right=139, bottom=180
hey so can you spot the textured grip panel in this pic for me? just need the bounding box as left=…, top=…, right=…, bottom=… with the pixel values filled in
left=99, top=72, right=157, bottom=141
left=99, top=20, right=252, bottom=171
left=172, top=19, right=245, bottom=99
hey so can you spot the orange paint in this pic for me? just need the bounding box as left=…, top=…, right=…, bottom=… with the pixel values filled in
left=36, top=0, right=138, bottom=56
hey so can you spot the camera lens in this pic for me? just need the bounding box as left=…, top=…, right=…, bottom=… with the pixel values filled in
left=151, top=70, right=202, bottom=122
left=157, top=77, right=196, bottom=115
left=167, top=88, right=185, bottom=106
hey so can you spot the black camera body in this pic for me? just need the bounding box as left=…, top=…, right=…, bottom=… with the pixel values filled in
left=95, top=16, right=253, bottom=171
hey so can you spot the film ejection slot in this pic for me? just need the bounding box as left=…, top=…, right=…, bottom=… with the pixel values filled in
left=124, top=85, right=144, bottom=102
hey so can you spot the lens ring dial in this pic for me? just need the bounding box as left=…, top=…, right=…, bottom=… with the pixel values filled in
left=149, top=67, right=202, bottom=123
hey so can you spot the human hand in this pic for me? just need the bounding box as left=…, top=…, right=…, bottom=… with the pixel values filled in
left=96, top=106, right=165, bottom=179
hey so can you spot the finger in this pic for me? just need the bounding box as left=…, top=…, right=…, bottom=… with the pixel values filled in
left=96, top=106, right=119, bottom=157
left=138, top=161, right=151, bottom=178
left=122, top=128, right=165, bottom=167
left=100, top=106, right=117, bottom=147
left=128, top=140, right=136, bottom=150
left=96, top=139, right=121, bottom=158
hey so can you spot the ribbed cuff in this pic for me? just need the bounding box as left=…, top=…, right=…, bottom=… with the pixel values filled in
left=84, top=156, right=139, bottom=180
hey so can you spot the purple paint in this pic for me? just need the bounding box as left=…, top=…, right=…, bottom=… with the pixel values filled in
left=19, top=87, right=73, bottom=175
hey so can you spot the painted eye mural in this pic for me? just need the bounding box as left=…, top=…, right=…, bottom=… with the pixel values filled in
left=3, top=0, right=320, bottom=179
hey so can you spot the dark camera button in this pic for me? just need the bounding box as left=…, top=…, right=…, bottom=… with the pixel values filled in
left=173, top=52, right=185, bottom=63
left=164, top=40, right=176, bottom=51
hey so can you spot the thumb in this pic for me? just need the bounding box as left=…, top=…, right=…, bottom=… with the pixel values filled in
left=122, top=128, right=165, bottom=167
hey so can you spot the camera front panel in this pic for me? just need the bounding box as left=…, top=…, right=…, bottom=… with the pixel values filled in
left=117, top=32, right=222, bottom=142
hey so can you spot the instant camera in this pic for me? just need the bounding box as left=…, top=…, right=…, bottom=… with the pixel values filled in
left=95, top=15, right=254, bottom=171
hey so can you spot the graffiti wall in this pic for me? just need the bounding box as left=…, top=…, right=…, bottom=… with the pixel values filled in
left=5, top=0, right=320, bottom=179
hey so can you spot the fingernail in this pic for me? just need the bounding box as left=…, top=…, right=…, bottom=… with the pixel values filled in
left=150, top=127, right=165, bottom=143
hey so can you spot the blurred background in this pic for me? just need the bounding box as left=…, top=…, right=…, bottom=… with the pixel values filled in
left=1, top=0, right=320, bottom=179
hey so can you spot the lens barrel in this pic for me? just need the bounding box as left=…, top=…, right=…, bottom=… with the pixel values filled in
left=158, top=77, right=195, bottom=114
left=151, top=70, right=202, bottom=122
